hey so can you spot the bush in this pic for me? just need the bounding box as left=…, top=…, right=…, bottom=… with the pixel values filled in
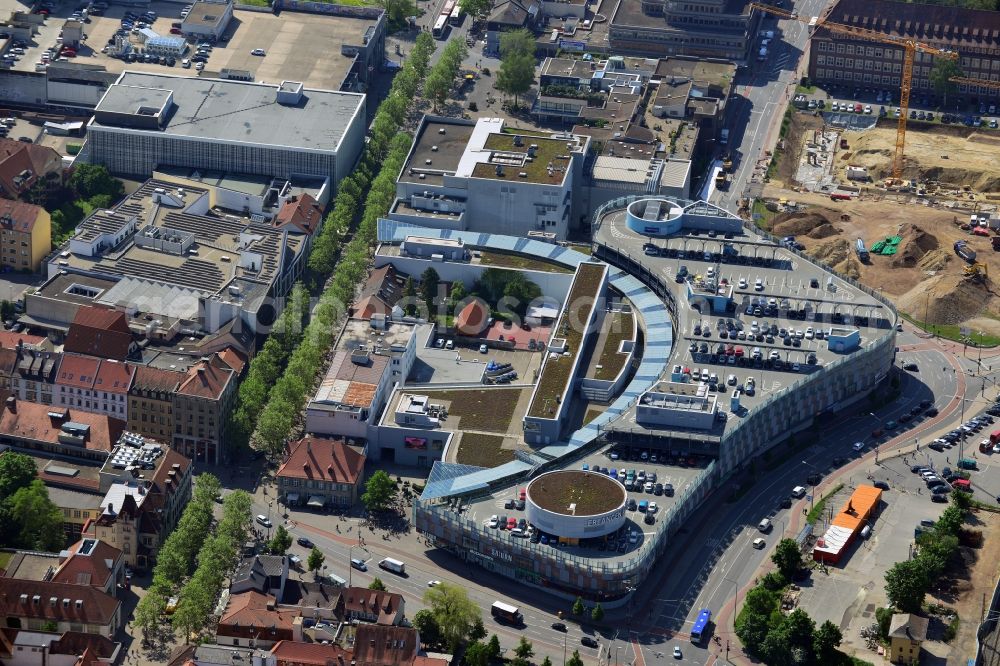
left=875, top=607, right=894, bottom=641
left=761, top=571, right=787, bottom=591
left=66, top=143, right=82, bottom=155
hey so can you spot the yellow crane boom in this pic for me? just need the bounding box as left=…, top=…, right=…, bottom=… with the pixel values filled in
left=750, top=2, right=958, bottom=180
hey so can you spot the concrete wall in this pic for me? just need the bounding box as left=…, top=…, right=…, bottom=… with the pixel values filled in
left=0, top=69, right=47, bottom=107
left=370, top=424, right=451, bottom=467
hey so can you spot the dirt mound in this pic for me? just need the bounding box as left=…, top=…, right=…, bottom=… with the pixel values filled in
left=919, top=166, right=1000, bottom=193
left=918, top=248, right=952, bottom=271
left=891, top=224, right=940, bottom=268
left=834, top=253, right=862, bottom=280
left=968, top=132, right=1000, bottom=146
left=809, top=238, right=849, bottom=266
left=770, top=209, right=840, bottom=238
left=896, top=273, right=989, bottom=325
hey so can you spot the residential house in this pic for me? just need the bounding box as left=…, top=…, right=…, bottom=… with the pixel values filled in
left=172, top=358, right=236, bottom=465
left=9, top=344, right=59, bottom=405
left=53, top=354, right=100, bottom=414
left=63, top=307, right=136, bottom=362
left=230, top=555, right=290, bottom=599
left=484, top=0, right=539, bottom=55
left=0, top=345, right=17, bottom=393
left=650, top=57, right=736, bottom=138
left=216, top=591, right=299, bottom=649
left=0, top=630, right=121, bottom=666
left=352, top=265, right=403, bottom=321
left=270, top=641, right=350, bottom=666
left=0, top=578, right=122, bottom=638
left=91, top=360, right=132, bottom=419
left=0, top=139, right=62, bottom=201
left=126, top=365, right=178, bottom=442
left=338, top=587, right=404, bottom=626
left=888, top=613, right=928, bottom=665
left=454, top=298, right=490, bottom=336
left=0, top=199, right=52, bottom=272
left=277, top=580, right=342, bottom=621
left=50, top=538, right=125, bottom=597
left=276, top=438, right=366, bottom=510
left=274, top=194, right=325, bottom=255
left=0, top=398, right=126, bottom=463
left=89, top=491, right=146, bottom=567
left=352, top=625, right=417, bottom=666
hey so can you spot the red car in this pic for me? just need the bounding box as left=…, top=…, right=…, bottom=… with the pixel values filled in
left=62, top=50, right=76, bottom=57
left=506, top=517, right=517, bottom=530
left=518, top=488, right=526, bottom=501
left=170, top=27, right=182, bottom=34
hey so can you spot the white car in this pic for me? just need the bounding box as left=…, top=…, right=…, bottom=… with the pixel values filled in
left=255, top=514, right=272, bottom=528
left=673, top=646, right=682, bottom=658
left=445, top=340, right=454, bottom=350
left=427, top=580, right=441, bottom=587
left=852, top=441, right=865, bottom=452
left=609, top=451, right=619, bottom=460
left=488, top=515, right=499, bottom=528
left=758, top=518, right=772, bottom=532
left=754, top=278, right=764, bottom=291
left=727, top=374, right=737, bottom=385
left=250, top=48, right=266, bottom=56
left=805, top=327, right=814, bottom=339
left=738, top=277, right=748, bottom=289
left=648, top=502, right=658, bottom=513
left=435, top=338, right=445, bottom=348
left=479, top=344, right=488, bottom=353
left=752, top=537, right=766, bottom=550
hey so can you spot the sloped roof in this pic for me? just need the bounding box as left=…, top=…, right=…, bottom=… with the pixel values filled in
left=215, top=347, right=247, bottom=375
left=0, top=199, right=44, bottom=233
left=93, top=359, right=134, bottom=394
left=129, top=365, right=181, bottom=393
left=270, top=641, right=349, bottom=666
left=176, top=360, right=234, bottom=400
left=274, top=194, right=324, bottom=235
left=455, top=298, right=490, bottom=336
left=339, top=587, right=404, bottom=626
left=51, top=538, right=122, bottom=589
left=56, top=354, right=101, bottom=390
left=888, top=613, right=928, bottom=642
left=352, top=625, right=417, bottom=665
left=64, top=306, right=133, bottom=361
left=0, top=578, right=120, bottom=626
left=0, top=399, right=125, bottom=453
left=277, top=437, right=365, bottom=484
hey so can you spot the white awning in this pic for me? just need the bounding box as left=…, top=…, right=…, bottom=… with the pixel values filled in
left=286, top=493, right=300, bottom=503
left=307, top=496, right=325, bottom=508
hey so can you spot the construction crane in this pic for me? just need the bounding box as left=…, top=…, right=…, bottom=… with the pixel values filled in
left=750, top=3, right=958, bottom=181
left=948, top=76, right=1000, bottom=98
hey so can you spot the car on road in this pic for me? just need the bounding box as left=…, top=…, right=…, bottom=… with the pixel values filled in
left=427, top=580, right=441, bottom=587
left=296, top=537, right=314, bottom=548
left=752, top=537, right=766, bottom=549
left=791, top=486, right=806, bottom=498
left=758, top=518, right=772, bottom=532
left=581, top=637, right=599, bottom=649
left=852, top=441, right=865, bottom=452
left=552, top=622, right=567, bottom=632
left=874, top=480, right=890, bottom=491
left=350, top=558, right=367, bottom=571
left=255, top=514, right=272, bottom=528
left=926, top=407, right=939, bottom=416
left=479, top=344, right=488, bottom=353
left=250, top=48, right=266, bottom=56
left=673, top=646, right=683, bottom=659
left=903, top=362, right=918, bottom=371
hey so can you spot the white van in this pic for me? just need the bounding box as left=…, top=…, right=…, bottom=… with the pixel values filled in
left=860, top=525, right=872, bottom=539
left=791, top=486, right=806, bottom=498
left=852, top=441, right=865, bottom=452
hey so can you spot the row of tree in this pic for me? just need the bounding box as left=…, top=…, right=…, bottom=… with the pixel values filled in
left=399, top=266, right=543, bottom=320
left=133, top=475, right=222, bottom=637
left=171, top=490, right=253, bottom=641
left=229, top=33, right=436, bottom=455
left=0, top=453, right=65, bottom=551
left=425, top=39, right=469, bottom=110
left=884, top=495, right=968, bottom=613
left=496, top=29, right=536, bottom=107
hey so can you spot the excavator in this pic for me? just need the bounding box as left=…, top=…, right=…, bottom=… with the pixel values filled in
left=964, top=263, right=989, bottom=282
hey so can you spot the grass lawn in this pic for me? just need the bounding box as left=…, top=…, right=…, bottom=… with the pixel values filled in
left=806, top=483, right=844, bottom=525
left=584, top=407, right=605, bottom=424
left=593, top=311, right=633, bottom=380
left=479, top=250, right=573, bottom=273
left=752, top=199, right=778, bottom=229
left=529, top=470, right=621, bottom=514
left=899, top=313, right=1000, bottom=347
left=528, top=263, right=605, bottom=418
left=428, top=388, right=524, bottom=432
left=238, top=0, right=269, bottom=5
left=0, top=551, right=11, bottom=571
left=455, top=433, right=514, bottom=467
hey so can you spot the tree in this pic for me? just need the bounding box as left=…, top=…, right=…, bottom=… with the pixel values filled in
left=458, top=0, right=491, bottom=18
left=496, top=52, right=535, bottom=107
left=771, top=538, right=803, bottom=580
left=486, top=634, right=501, bottom=661
left=885, top=559, right=929, bottom=613
left=68, top=164, right=124, bottom=200
left=362, top=470, right=398, bottom=512
left=469, top=618, right=487, bottom=642
left=463, top=641, right=490, bottom=666
left=9, top=480, right=64, bottom=551
left=929, top=58, right=963, bottom=107
left=0, top=300, right=13, bottom=322
left=572, top=596, right=585, bottom=616
left=591, top=603, right=604, bottom=622
left=414, top=609, right=443, bottom=647
left=420, top=267, right=441, bottom=313
left=368, top=576, right=388, bottom=591
left=566, top=649, right=584, bottom=666
left=0, top=452, right=39, bottom=501
left=267, top=525, right=293, bottom=555
left=375, top=0, right=417, bottom=29
left=935, top=505, right=964, bottom=537
left=450, top=280, right=467, bottom=306
left=743, top=586, right=779, bottom=617
left=541, top=658, right=553, bottom=666
left=499, top=28, right=535, bottom=59
left=424, top=582, right=482, bottom=651
left=307, top=547, right=325, bottom=573
left=780, top=608, right=816, bottom=656
left=403, top=276, right=417, bottom=316
left=951, top=487, right=972, bottom=511
left=513, top=636, right=534, bottom=661
left=813, top=620, right=843, bottom=660
left=735, top=606, right=772, bottom=656
left=501, top=272, right=542, bottom=317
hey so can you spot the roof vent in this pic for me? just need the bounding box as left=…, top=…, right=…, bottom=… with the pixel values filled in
left=75, top=600, right=83, bottom=609
left=276, top=81, right=304, bottom=105
left=518, top=172, right=528, bottom=178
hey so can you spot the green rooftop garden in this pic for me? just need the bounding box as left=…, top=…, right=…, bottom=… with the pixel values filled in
left=478, top=250, right=574, bottom=274
left=455, top=433, right=515, bottom=468
left=592, top=310, right=633, bottom=381
left=420, top=388, right=524, bottom=432
left=472, top=133, right=572, bottom=185
left=527, top=262, right=605, bottom=418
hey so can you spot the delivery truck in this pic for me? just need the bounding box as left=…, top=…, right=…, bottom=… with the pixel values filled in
left=378, top=558, right=406, bottom=575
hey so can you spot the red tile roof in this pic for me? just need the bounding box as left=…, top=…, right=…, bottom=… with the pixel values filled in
left=150, top=448, right=192, bottom=495
left=277, top=437, right=365, bottom=484
left=51, top=538, right=122, bottom=589
left=338, top=587, right=403, bottom=626
left=0, top=398, right=126, bottom=453
left=48, top=632, right=119, bottom=660
left=0, top=578, right=120, bottom=627
left=64, top=306, right=133, bottom=361
left=218, top=591, right=297, bottom=642
left=93, top=359, right=133, bottom=394
left=274, top=194, right=324, bottom=235
left=0, top=331, right=46, bottom=348
left=0, top=199, right=44, bottom=233
left=129, top=365, right=181, bottom=393
left=0, top=139, right=61, bottom=199
left=176, top=360, right=233, bottom=400
left=215, top=347, right=247, bottom=375
left=455, top=298, right=490, bottom=336
left=270, top=641, right=349, bottom=666
left=56, top=354, right=101, bottom=390
left=352, top=625, right=417, bottom=666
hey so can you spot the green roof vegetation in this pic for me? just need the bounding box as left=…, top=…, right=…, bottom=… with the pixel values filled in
left=529, top=470, right=623, bottom=515
left=472, top=133, right=572, bottom=185
left=419, top=388, right=525, bottom=432
left=455, top=433, right=515, bottom=467
left=592, top=310, right=633, bottom=381
left=478, top=250, right=574, bottom=274
left=528, top=262, right=605, bottom=418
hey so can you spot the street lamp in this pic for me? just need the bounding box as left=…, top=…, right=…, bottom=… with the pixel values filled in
left=723, top=575, right=740, bottom=620
left=801, top=460, right=816, bottom=513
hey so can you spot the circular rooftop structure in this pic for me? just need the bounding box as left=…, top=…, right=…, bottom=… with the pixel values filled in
left=625, top=198, right=685, bottom=236
left=525, top=470, right=627, bottom=539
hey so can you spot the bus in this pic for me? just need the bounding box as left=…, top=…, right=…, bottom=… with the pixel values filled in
left=432, top=14, right=449, bottom=38
left=491, top=601, right=523, bottom=625
left=690, top=609, right=711, bottom=644
left=449, top=3, right=463, bottom=25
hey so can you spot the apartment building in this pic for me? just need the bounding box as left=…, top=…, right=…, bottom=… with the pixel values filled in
left=0, top=578, right=122, bottom=638
left=276, top=437, right=366, bottom=509
left=9, top=344, right=59, bottom=405
left=0, top=138, right=63, bottom=201
left=172, top=359, right=236, bottom=464
left=0, top=199, right=51, bottom=272
left=127, top=365, right=178, bottom=442
left=808, top=0, right=1000, bottom=99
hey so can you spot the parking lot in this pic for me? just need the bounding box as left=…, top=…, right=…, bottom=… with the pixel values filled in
left=408, top=344, right=543, bottom=385
left=463, top=444, right=709, bottom=562
left=11, top=0, right=376, bottom=90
